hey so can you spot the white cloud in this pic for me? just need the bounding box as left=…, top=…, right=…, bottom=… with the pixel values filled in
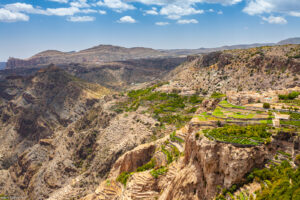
left=67, top=15, right=95, bottom=22
left=160, top=4, right=204, bottom=19
left=243, top=0, right=274, bottom=15
left=70, top=0, right=90, bottom=8
left=49, top=0, right=69, bottom=3
left=97, top=0, right=135, bottom=12
left=0, top=8, right=29, bottom=22
left=217, top=10, right=223, bottom=14
left=46, top=7, right=80, bottom=16
left=145, top=9, right=159, bottom=15
left=262, top=15, right=287, bottom=24
left=202, top=0, right=242, bottom=6
left=81, top=9, right=97, bottom=13
left=177, top=19, right=198, bottom=24
left=99, top=10, right=107, bottom=14
left=131, top=0, right=242, bottom=6
left=243, top=0, right=300, bottom=16
left=289, top=11, right=300, bottom=17
left=118, top=16, right=136, bottom=23
left=155, top=21, right=169, bottom=25
left=4, top=3, right=46, bottom=14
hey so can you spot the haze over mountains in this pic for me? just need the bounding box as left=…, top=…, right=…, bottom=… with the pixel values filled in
left=5, top=37, right=300, bottom=70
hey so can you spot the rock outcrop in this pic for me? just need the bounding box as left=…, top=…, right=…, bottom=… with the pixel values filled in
left=160, top=45, right=300, bottom=94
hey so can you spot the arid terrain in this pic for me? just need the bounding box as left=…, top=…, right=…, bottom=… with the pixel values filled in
left=0, top=44, right=300, bottom=200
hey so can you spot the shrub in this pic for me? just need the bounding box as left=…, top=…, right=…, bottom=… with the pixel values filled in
left=117, top=172, right=131, bottom=186
left=136, top=158, right=156, bottom=172
left=263, top=103, right=270, bottom=109
left=161, top=145, right=173, bottom=164
left=211, top=92, right=226, bottom=99
left=250, top=161, right=300, bottom=200
left=150, top=167, right=168, bottom=179
left=188, top=95, right=203, bottom=104
left=278, top=91, right=300, bottom=100
left=170, top=131, right=184, bottom=143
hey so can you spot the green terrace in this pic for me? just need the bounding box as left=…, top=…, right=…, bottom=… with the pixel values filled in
left=195, top=103, right=273, bottom=124
left=112, top=84, right=203, bottom=127
left=219, top=100, right=245, bottom=109
left=203, top=124, right=272, bottom=146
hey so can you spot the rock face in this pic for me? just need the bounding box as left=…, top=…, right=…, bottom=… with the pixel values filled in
left=162, top=135, right=270, bottom=200
left=84, top=119, right=272, bottom=200
left=0, top=73, right=160, bottom=200
left=0, top=66, right=113, bottom=199
left=160, top=45, right=300, bottom=94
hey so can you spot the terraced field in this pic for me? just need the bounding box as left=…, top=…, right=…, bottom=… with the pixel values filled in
left=194, top=99, right=300, bottom=146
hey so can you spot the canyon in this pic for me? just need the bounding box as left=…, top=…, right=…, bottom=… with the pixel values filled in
left=0, top=44, right=299, bottom=200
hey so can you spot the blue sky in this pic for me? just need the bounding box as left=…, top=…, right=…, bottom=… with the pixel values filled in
left=0, top=0, right=300, bottom=61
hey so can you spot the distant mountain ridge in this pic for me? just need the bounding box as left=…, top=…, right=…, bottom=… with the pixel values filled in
left=277, top=37, right=300, bottom=45
left=5, top=37, right=300, bottom=69
left=6, top=45, right=170, bottom=69
left=161, top=38, right=300, bottom=56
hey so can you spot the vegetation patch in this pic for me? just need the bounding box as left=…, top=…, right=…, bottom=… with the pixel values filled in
left=279, top=99, right=300, bottom=107
left=219, top=100, right=245, bottom=109
left=278, top=91, right=300, bottom=100
left=161, top=145, right=173, bottom=164
left=170, top=131, right=184, bottom=143
left=280, top=112, right=300, bottom=120
left=197, top=112, right=217, bottom=121
left=228, top=112, right=255, bottom=119
left=213, top=107, right=225, bottom=118
left=136, top=158, right=156, bottom=172
left=0, top=194, right=9, bottom=200
left=260, top=120, right=272, bottom=124
left=117, top=172, right=133, bottom=186
left=112, top=84, right=203, bottom=127
left=150, top=167, right=168, bottom=179
left=263, top=103, right=271, bottom=109
left=204, top=124, right=271, bottom=146
left=247, top=161, right=300, bottom=200
left=211, top=92, right=226, bottom=99
left=277, top=150, right=292, bottom=158
left=280, top=120, right=300, bottom=127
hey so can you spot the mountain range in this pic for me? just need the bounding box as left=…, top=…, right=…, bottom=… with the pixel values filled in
left=5, top=37, right=300, bottom=69
left=0, top=40, right=299, bottom=200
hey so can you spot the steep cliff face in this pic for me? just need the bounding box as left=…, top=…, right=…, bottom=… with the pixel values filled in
left=160, top=135, right=271, bottom=200
left=0, top=80, right=161, bottom=200
left=0, top=67, right=114, bottom=199
left=83, top=119, right=273, bottom=200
